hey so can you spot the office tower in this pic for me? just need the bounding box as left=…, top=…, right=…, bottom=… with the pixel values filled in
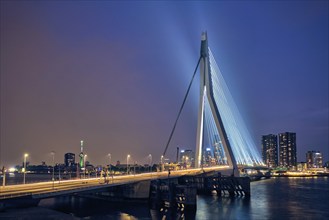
left=306, top=150, right=323, bottom=168
left=279, top=132, right=297, bottom=169
left=180, top=149, right=194, bottom=168
left=64, top=153, right=75, bottom=167
left=79, top=140, right=84, bottom=168
left=262, top=134, right=278, bottom=168
left=202, top=148, right=213, bottom=166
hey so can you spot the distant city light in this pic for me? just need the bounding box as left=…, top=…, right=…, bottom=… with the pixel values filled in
left=8, top=167, right=16, bottom=172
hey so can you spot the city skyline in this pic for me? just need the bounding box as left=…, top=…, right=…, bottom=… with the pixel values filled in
left=1, top=1, right=328, bottom=167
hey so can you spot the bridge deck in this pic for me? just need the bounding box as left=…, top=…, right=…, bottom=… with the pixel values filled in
left=0, top=166, right=230, bottom=200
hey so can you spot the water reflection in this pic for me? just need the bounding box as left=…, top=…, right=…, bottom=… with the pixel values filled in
left=40, top=196, right=151, bottom=219
left=195, top=195, right=251, bottom=220
left=38, top=177, right=329, bottom=219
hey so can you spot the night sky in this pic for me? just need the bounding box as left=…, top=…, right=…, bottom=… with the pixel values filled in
left=1, top=1, right=328, bottom=167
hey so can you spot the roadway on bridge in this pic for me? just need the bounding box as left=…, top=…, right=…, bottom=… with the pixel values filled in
left=0, top=166, right=230, bottom=199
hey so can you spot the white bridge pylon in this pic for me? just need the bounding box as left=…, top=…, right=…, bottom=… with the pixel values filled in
left=195, top=32, right=263, bottom=174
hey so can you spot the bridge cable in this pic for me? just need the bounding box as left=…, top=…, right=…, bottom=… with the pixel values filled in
left=162, top=56, right=202, bottom=157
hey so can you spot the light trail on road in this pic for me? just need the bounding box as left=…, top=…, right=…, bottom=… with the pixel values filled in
left=0, top=166, right=230, bottom=199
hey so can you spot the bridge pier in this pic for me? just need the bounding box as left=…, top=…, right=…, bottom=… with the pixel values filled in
left=177, top=172, right=251, bottom=197
left=148, top=173, right=250, bottom=219
left=200, top=174, right=250, bottom=197
left=149, top=178, right=197, bottom=219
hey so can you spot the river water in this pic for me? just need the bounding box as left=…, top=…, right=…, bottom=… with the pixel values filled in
left=1, top=176, right=329, bottom=219
left=195, top=177, right=329, bottom=219
left=36, top=177, right=329, bottom=219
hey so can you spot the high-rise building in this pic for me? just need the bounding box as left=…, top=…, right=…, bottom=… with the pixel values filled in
left=64, top=153, right=75, bottom=167
left=180, top=149, right=194, bottom=168
left=297, top=162, right=307, bottom=171
left=79, top=140, right=84, bottom=169
left=306, top=151, right=323, bottom=168
left=202, top=148, right=214, bottom=166
left=261, top=134, right=278, bottom=168
left=279, top=132, right=297, bottom=170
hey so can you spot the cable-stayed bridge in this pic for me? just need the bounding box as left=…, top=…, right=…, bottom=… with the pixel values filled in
left=0, top=33, right=265, bottom=206
left=195, top=32, right=263, bottom=171
left=163, top=32, right=264, bottom=174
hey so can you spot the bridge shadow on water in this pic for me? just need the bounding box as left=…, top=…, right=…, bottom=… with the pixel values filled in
left=39, top=196, right=152, bottom=219
left=38, top=194, right=251, bottom=219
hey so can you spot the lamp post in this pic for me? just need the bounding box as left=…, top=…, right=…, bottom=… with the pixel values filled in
left=51, top=151, right=55, bottom=189
left=149, top=154, right=152, bottom=172
left=127, top=154, right=130, bottom=175
left=23, top=153, right=28, bottom=184
left=58, top=163, right=61, bottom=184
left=108, top=153, right=111, bottom=175
left=2, top=167, right=6, bottom=187
left=134, top=161, right=136, bottom=175
left=161, top=155, right=164, bottom=172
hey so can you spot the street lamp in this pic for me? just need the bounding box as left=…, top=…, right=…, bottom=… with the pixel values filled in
left=127, top=154, right=130, bottom=175
left=108, top=153, right=111, bottom=175
left=161, top=155, right=164, bottom=172
left=23, top=153, right=28, bottom=184
left=149, top=154, right=152, bottom=172
left=2, top=167, right=6, bottom=187
left=51, top=151, right=55, bottom=189
left=134, top=161, right=137, bottom=175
